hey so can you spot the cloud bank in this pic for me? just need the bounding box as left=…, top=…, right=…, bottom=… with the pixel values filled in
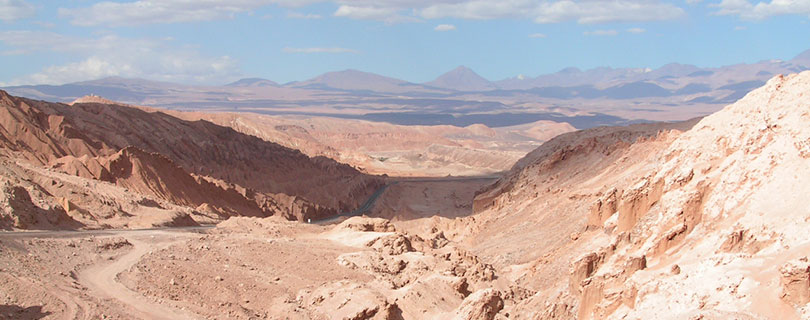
left=58, top=0, right=689, bottom=26
left=0, top=0, right=36, bottom=22
left=0, top=31, right=239, bottom=85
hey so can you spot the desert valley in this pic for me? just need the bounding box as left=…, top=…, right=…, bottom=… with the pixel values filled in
left=2, top=67, right=810, bottom=319
left=3, top=1, right=810, bottom=319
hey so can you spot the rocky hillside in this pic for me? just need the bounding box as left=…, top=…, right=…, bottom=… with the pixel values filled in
left=152, top=110, right=574, bottom=177
left=452, top=71, right=810, bottom=319
left=0, top=90, right=381, bottom=228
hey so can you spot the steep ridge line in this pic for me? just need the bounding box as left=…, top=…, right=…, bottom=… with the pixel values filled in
left=451, top=71, right=810, bottom=319
left=0, top=90, right=383, bottom=222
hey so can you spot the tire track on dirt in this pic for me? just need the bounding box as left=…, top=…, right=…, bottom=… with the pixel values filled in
left=76, top=232, right=201, bottom=320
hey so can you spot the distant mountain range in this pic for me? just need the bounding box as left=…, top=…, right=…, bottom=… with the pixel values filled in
left=426, top=66, right=496, bottom=92
left=287, top=69, right=442, bottom=94
left=6, top=48, right=809, bottom=104
left=226, top=78, right=279, bottom=87
left=2, top=48, right=808, bottom=129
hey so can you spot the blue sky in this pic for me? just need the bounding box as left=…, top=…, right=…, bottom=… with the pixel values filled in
left=0, top=0, right=808, bottom=86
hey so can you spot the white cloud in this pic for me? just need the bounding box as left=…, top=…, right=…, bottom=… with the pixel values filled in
left=282, top=47, right=359, bottom=53
left=334, top=5, right=397, bottom=19
left=32, top=21, right=55, bottom=28
left=626, top=27, right=646, bottom=33
left=419, top=0, right=685, bottom=24
left=583, top=29, right=618, bottom=36
left=421, top=1, right=532, bottom=20
left=0, top=31, right=239, bottom=85
left=734, top=25, right=747, bottom=30
left=0, top=0, right=36, bottom=22
left=11, top=57, right=130, bottom=85
left=434, top=24, right=456, bottom=31
left=333, top=4, right=421, bottom=23
left=528, top=33, right=547, bottom=38
left=58, top=0, right=687, bottom=26
left=10, top=54, right=239, bottom=86
left=536, top=0, right=684, bottom=23
left=58, top=0, right=322, bottom=26
left=714, top=0, right=810, bottom=20
left=287, top=11, right=321, bottom=19
left=0, top=31, right=64, bottom=54
left=714, top=0, right=755, bottom=16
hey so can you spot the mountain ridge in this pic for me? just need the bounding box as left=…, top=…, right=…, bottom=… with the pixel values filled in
left=0, top=89, right=382, bottom=224
left=6, top=54, right=807, bottom=100
left=425, top=66, right=495, bottom=92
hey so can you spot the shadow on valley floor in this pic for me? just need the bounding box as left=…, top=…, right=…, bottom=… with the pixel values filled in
left=247, top=110, right=634, bottom=130
left=312, top=175, right=501, bottom=225
left=367, top=176, right=500, bottom=222
left=0, top=305, right=51, bottom=320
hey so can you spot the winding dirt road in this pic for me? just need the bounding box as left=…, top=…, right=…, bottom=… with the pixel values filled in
left=0, top=227, right=211, bottom=320
left=78, top=236, right=197, bottom=320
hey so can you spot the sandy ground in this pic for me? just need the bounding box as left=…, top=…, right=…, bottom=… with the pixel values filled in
left=0, top=211, right=507, bottom=320
left=0, top=227, right=209, bottom=319
left=79, top=235, right=200, bottom=320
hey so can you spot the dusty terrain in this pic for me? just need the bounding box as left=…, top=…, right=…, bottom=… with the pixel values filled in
left=0, top=227, right=208, bottom=319
left=0, top=218, right=508, bottom=319
left=2, top=71, right=810, bottom=319
left=72, top=95, right=575, bottom=177
left=162, top=111, right=574, bottom=177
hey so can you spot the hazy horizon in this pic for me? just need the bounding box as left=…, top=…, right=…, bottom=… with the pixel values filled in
left=1, top=1, right=809, bottom=86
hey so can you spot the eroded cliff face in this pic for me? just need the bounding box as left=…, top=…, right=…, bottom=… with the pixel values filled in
left=594, top=72, right=810, bottom=320
left=0, top=90, right=381, bottom=228
left=460, top=72, right=810, bottom=319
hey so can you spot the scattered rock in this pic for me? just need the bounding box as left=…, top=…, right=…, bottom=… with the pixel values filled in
left=452, top=289, right=503, bottom=320
left=671, top=264, right=681, bottom=275
left=780, top=257, right=810, bottom=306
left=367, top=234, right=413, bottom=255
left=338, top=217, right=396, bottom=232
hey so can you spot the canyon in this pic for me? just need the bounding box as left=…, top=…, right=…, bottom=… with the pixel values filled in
left=2, top=71, right=810, bottom=319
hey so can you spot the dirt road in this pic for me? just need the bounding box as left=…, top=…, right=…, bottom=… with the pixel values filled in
left=0, top=227, right=211, bottom=320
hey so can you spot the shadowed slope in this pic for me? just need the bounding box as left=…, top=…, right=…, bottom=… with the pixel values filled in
left=0, top=90, right=382, bottom=222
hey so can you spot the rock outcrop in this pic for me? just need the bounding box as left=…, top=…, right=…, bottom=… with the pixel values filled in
left=780, top=258, right=810, bottom=306
left=0, top=180, right=81, bottom=230
left=452, top=289, right=503, bottom=320
left=461, top=72, right=810, bottom=319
